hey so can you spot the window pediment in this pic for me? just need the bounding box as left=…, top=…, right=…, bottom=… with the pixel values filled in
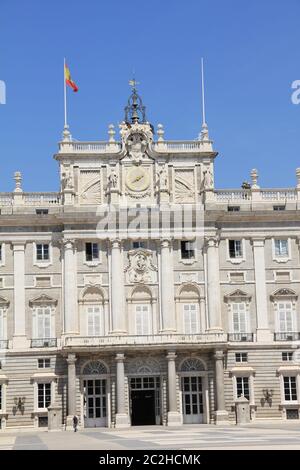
left=29, top=294, right=57, bottom=307
left=224, top=289, right=251, bottom=303
left=270, top=288, right=297, bottom=301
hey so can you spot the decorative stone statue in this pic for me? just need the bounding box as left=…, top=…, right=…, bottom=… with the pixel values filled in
left=108, top=168, right=118, bottom=189
left=203, top=168, right=214, bottom=190
left=62, top=167, right=74, bottom=190
left=157, top=164, right=168, bottom=190
left=126, top=132, right=147, bottom=162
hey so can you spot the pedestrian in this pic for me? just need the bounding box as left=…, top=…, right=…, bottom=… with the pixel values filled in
left=73, top=415, right=78, bottom=432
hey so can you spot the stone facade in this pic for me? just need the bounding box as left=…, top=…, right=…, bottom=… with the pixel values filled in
left=1, top=87, right=300, bottom=430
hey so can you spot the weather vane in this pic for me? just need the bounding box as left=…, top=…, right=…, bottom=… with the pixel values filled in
left=128, top=78, right=140, bottom=90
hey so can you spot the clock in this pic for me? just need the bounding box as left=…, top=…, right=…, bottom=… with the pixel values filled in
left=125, top=166, right=150, bottom=192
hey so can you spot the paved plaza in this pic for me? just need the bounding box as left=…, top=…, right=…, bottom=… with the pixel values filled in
left=0, top=422, right=300, bottom=450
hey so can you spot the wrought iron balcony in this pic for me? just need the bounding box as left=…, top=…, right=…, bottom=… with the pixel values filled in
left=31, top=338, right=57, bottom=348
left=0, top=340, right=9, bottom=349
left=63, top=333, right=227, bottom=348
left=274, top=332, right=300, bottom=341
left=228, top=333, right=254, bottom=342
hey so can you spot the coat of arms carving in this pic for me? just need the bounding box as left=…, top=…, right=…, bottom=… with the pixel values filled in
left=125, top=249, right=157, bottom=284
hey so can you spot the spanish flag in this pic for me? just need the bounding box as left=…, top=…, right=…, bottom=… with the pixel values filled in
left=64, top=63, right=78, bottom=92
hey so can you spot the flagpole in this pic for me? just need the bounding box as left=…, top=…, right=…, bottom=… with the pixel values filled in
left=201, top=57, right=206, bottom=125
left=64, top=57, right=67, bottom=128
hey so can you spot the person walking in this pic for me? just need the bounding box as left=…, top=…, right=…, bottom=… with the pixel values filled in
left=73, top=415, right=78, bottom=432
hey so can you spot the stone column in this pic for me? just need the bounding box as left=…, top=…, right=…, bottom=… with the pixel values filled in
left=160, top=240, right=176, bottom=332
left=166, top=351, right=181, bottom=426
left=110, top=240, right=126, bottom=334
left=66, top=353, right=77, bottom=429
left=252, top=238, right=272, bottom=342
left=206, top=237, right=222, bottom=331
left=63, top=240, right=78, bottom=335
left=200, top=296, right=206, bottom=332
left=214, top=350, right=229, bottom=425
left=12, top=242, right=28, bottom=349
left=115, top=353, right=129, bottom=428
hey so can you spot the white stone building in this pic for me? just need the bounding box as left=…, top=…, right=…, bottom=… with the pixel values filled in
left=0, top=84, right=300, bottom=430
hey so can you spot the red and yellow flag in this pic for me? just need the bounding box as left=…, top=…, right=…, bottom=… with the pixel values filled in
left=64, top=63, right=78, bottom=92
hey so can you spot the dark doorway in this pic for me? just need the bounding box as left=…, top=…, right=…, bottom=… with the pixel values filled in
left=131, top=389, right=156, bottom=425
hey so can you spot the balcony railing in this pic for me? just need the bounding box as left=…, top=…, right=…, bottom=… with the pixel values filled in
left=23, top=193, right=61, bottom=206
left=0, top=340, right=8, bottom=349
left=214, top=188, right=298, bottom=204
left=274, top=332, right=300, bottom=341
left=215, top=190, right=251, bottom=202
left=31, top=338, right=57, bottom=348
left=64, top=333, right=227, bottom=348
left=228, top=333, right=254, bottom=342
left=58, top=141, right=122, bottom=153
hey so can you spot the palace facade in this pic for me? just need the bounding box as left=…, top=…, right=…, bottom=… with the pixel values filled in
left=0, top=85, right=300, bottom=430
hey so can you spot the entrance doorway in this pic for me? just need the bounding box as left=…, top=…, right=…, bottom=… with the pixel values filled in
left=130, top=376, right=160, bottom=426
left=182, top=376, right=204, bottom=424
left=83, top=378, right=107, bottom=427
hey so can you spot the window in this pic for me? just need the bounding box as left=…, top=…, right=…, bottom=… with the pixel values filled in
left=236, top=376, right=250, bottom=400
left=87, top=306, right=101, bottom=336
left=235, top=353, right=248, bottom=363
left=183, top=303, right=198, bottom=334
left=36, top=244, right=49, bottom=261
left=232, top=302, right=247, bottom=333
left=273, top=205, right=285, bottom=211
left=282, top=352, right=293, bottom=362
left=0, top=308, right=3, bottom=339
left=36, top=209, right=49, bottom=215
left=135, top=305, right=150, bottom=335
left=0, top=384, right=1, bottom=410
left=229, top=240, right=243, bottom=259
left=85, top=242, right=99, bottom=262
left=35, top=307, right=51, bottom=338
left=38, top=383, right=51, bottom=409
left=228, top=206, right=240, bottom=212
left=0, top=245, right=2, bottom=262
left=38, top=358, right=51, bottom=368
left=283, top=376, right=297, bottom=401
left=278, top=301, right=293, bottom=332
left=274, top=239, right=289, bottom=257
left=132, top=241, right=147, bottom=249
left=180, top=241, right=195, bottom=260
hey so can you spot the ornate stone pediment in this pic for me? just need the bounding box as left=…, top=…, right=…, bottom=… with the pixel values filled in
left=29, top=294, right=57, bottom=307
left=120, top=122, right=153, bottom=164
left=224, top=289, right=251, bottom=302
left=125, top=249, right=157, bottom=284
left=270, top=288, right=297, bottom=301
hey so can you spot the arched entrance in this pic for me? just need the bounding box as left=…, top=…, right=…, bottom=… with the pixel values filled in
left=179, top=358, right=208, bottom=424
left=81, top=360, right=109, bottom=428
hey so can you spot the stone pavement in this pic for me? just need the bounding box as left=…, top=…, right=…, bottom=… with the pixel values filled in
left=1, top=422, right=300, bottom=450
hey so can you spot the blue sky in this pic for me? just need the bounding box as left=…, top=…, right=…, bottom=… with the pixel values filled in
left=1, top=0, right=300, bottom=191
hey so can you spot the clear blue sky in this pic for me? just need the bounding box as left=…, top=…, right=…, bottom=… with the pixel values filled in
left=1, top=0, right=300, bottom=192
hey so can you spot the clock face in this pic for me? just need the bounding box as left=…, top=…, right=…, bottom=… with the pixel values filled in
left=126, top=167, right=150, bottom=192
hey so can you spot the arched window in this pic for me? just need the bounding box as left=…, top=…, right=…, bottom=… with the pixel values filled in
left=180, top=358, right=206, bottom=372
left=128, top=286, right=154, bottom=336
left=79, top=286, right=105, bottom=336
left=82, top=360, right=108, bottom=376
left=177, top=284, right=201, bottom=334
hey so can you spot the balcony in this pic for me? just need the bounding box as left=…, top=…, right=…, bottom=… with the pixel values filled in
left=228, top=333, right=254, bottom=342
left=213, top=188, right=298, bottom=206
left=31, top=338, right=57, bottom=348
left=274, top=332, right=300, bottom=341
left=63, top=333, right=227, bottom=349
left=0, top=340, right=8, bottom=349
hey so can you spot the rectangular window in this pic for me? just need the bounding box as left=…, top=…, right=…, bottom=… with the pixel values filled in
left=228, top=206, right=240, bottom=212
left=229, top=240, right=243, bottom=258
left=232, top=302, right=247, bottom=333
left=87, top=306, right=101, bottom=336
left=38, top=383, right=51, bottom=409
left=273, top=205, right=285, bottom=211
left=85, top=242, right=99, bottom=262
left=36, top=209, right=49, bottom=215
left=38, top=358, right=51, bottom=368
left=284, top=376, right=297, bottom=401
left=235, top=353, right=248, bottom=363
left=183, top=303, right=198, bottom=334
left=132, top=241, right=147, bottom=249
left=236, top=376, right=250, bottom=400
left=0, top=244, right=2, bottom=262
left=36, top=307, right=51, bottom=339
left=274, top=239, right=289, bottom=257
left=0, top=384, right=2, bottom=410
left=181, top=241, right=195, bottom=260
left=0, top=308, right=3, bottom=339
left=36, top=244, right=49, bottom=261
left=282, top=352, right=293, bottom=362
left=278, top=301, right=293, bottom=332
left=135, top=304, right=150, bottom=335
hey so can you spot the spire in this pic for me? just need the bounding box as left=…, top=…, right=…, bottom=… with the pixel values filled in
left=198, top=58, right=210, bottom=141
left=124, top=78, right=147, bottom=124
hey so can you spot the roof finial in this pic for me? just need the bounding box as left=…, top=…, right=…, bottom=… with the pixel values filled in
left=124, top=76, right=147, bottom=124
left=198, top=57, right=209, bottom=141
